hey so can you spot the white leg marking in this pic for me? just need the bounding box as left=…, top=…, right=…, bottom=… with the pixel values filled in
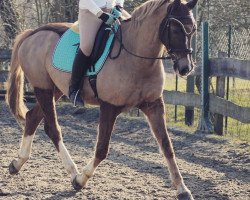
left=76, top=159, right=96, bottom=187
left=58, top=141, right=79, bottom=180
left=15, top=135, right=34, bottom=170
left=177, top=183, right=191, bottom=195
left=83, top=159, right=96, bottom=177
left=166, top=158, right=190, bottom=195
left=166, top=159, right=182, bottom=184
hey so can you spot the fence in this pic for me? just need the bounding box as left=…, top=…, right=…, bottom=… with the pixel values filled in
left=209, top=25, right=250, bottom=139
left=0, top=49, right=10, bottom=96
left=164, top=22, right=250, bottom=141
left=0, top=49, right=36, bottom=102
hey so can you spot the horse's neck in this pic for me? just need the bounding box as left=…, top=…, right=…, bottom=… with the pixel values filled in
left=122, top=7, right=167, bottom=67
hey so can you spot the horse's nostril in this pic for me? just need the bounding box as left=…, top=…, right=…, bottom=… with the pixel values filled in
left=179, top=67, right=190, bottom=76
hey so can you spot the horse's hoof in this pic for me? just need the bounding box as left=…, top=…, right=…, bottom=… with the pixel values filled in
left=72, top=176, right=83, bottom=191
left=9, top=160, right=19, bottom=175
left=177, top=192, right=194, bottom=200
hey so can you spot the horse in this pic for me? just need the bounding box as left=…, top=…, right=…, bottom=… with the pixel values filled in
left=6, top=0, right=197, bottom=199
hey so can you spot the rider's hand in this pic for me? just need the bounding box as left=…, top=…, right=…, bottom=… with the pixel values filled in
left=112, top=5, right=123, bottom=18
left=99, top=12, right=116, bottom=26
left=115, top=5, right=123, bottom=12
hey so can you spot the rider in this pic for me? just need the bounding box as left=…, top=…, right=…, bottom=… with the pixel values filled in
left=69, top=0, right=125, bottom=106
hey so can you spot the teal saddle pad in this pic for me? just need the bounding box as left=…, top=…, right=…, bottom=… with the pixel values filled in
left=52, top=23, right=119, bottom=76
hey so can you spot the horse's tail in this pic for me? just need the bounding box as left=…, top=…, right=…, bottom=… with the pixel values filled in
left=6, top=29, right=33, bottom=125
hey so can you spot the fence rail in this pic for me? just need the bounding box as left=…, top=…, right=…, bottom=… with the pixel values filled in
left=191, top=58, right=250, bottom=79
left=0, top=70, right=8, bottom=82
left=163, top=91, right=200, bottom=108
left=0, top=49, right=11, bottom=60
left=209, top=58, right=250, bottom=80
left=0, top=61, right=35, bottom=102
left=163, top=91, right=250, bottom=124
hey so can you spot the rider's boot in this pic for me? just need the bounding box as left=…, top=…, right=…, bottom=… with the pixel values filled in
left=69, top=49, right=90, bottom=107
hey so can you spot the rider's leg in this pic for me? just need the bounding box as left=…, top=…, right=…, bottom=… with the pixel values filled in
left=69, top=9, right=102, bottom=106
left=69, top=49, right=90, bottom=106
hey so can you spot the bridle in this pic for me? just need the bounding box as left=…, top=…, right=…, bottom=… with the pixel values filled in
left=110, top=3, right=196, bottom=62
left=159, top=5, right=196, bottom=61
left=160, top=16, right=195, bottom=55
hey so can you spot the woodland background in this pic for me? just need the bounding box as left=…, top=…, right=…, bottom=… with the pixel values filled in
left=0, top=0, right=249, bottom=59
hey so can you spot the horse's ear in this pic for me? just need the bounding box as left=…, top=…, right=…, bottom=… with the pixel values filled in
left=186, top=0, right=198, bottom=10
left=172, top=0, right=181, bottom=10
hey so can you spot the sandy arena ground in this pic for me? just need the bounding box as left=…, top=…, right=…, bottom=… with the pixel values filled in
left=0, top=100, right=249, bottom=200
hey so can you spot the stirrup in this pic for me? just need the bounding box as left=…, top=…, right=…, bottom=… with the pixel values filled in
left=69, top=89, right=84, bottom=107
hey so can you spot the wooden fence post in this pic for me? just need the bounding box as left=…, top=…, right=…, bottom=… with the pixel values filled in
left=214, top=51, right=227, bottom=135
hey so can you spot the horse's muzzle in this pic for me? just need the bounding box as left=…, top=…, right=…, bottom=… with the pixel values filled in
left=179, top=65, right=191, bottom=76
left=174, top=62, right=193, bottom=76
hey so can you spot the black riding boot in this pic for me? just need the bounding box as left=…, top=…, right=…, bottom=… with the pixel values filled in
left=69, top=49, right=90, bottom=107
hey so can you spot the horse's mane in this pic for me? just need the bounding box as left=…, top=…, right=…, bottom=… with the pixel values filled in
left=131, top=0, right=170, bottom=21
left=131, top=0, right=188, bottom=21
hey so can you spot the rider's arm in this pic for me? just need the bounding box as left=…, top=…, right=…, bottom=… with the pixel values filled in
left=79, top=0, right=102, bottom=16
left=115, top=0, right=131, bottom=19
left=115, top=0, right=124, bottom=7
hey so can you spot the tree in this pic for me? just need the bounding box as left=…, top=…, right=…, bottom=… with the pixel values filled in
left=49, top=0, right=78, bottom=23
left=0, top=0, right=19, bottom=43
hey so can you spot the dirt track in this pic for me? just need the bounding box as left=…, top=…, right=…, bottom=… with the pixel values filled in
left=0, top=101, right=249, bottom=200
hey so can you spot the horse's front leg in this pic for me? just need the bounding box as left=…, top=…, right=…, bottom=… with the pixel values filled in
left=72, top=101, right=122, bottom=190
left=138, top=97, right=194, bottom=200
left=34, top=88, right=79, bottom=183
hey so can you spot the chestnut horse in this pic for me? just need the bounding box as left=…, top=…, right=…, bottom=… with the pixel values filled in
left=6, top=0, right=197, bottom=199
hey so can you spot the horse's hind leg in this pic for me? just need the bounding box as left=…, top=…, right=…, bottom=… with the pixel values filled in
left=139, top=97, right=194, bottom=200
left=72, top=101, right=122, bottom=190
left=9, top=103, right=43, bottom=174
left=9, top=89, right=63, bottom=174
left=33, top=87, right=79, bottom=181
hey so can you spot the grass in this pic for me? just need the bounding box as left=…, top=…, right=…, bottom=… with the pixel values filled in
left=164, top=73, right=250, bottom=142
left=210, top=77, right=250, bottom=107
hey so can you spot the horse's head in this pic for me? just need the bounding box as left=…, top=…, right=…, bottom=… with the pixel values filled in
left=159, top=0, right=197, bottom=76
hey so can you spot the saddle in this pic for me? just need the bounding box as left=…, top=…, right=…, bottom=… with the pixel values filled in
left=90, top=23, right=111, bottom=67
left=52, top=21, right=120, bottom=97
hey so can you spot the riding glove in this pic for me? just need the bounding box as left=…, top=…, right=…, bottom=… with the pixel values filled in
left=99, top=12, right=116, bottom=26
left=112, top=5, right=122, bottom=18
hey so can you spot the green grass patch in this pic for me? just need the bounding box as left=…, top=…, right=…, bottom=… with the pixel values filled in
left=164, top=73, right=250, bottom=142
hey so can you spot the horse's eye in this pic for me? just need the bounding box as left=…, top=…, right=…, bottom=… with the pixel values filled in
left=172, top=29, right=180, bottom=34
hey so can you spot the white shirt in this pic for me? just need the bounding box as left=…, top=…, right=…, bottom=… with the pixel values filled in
left=79, top=0, right=124, bottom=16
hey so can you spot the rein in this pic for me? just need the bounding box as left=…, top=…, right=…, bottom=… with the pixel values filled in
left=110, top=22, right=171, bottom=60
